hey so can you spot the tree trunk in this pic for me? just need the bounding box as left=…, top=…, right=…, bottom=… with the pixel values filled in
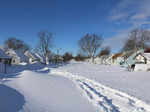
left=46, top=55, right=49, bottom=65
left=92, top=56, right=95, bottom=63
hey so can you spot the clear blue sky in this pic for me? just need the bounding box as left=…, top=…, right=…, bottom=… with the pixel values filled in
left=0, top=0, right=150, bottom=55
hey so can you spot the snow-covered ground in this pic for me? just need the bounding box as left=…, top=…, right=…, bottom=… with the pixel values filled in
left=0, top=62, right=150, bottom=112
left=1, top=70, right=96, bottom=112
left=51, top=62, right=150, bottom=105
left=51, top=65, right=150, bottom=112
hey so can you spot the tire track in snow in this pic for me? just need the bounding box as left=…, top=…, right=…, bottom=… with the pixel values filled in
left=51, top=70, right=150, bottom=112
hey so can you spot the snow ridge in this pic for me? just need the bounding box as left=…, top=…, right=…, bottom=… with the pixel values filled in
left=51, top=70, right=150, bottom=112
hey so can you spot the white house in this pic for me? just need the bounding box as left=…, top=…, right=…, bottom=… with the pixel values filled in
left=105, top=54, right=114, bottom=65
left=34, top=53, right=45, bottom=63
left=0, top=48, right=11, bottom=64
left=111, top=53, right=124, bottom=65
left=6, top=49, right=29, bottom=65
left=24, top=51, right=40, bottom=64
left=0, top=48, right=12, bottom=73
left=123, top=49, right=150, bottom=71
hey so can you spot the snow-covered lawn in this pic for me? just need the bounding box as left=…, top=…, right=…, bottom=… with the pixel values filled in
left=0, top=62, right=150, bottom=112
left=1, top=70, right=96, bottom=112
left=51, top=62, right=150, bottom=105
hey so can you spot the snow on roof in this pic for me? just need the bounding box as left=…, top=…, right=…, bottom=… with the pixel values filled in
left=6, top=49, right=29, bottom=61
left=0, top=48, right=11, bottom=59
left=35, top=53, right=44, bottom=62
left=24, top=51, right=39, bottom=59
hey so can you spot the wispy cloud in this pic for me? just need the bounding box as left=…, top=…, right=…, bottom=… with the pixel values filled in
left=103, top=28, right=132, bottom=52
left=106, top=0, right=150, bottom=52
left=109, top=0, right=150, bottom=26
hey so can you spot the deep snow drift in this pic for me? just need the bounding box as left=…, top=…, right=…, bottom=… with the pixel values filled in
left=1, top=70, right=96, bottom=112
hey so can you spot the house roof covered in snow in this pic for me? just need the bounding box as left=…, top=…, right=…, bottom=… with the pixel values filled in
left=0, top=48, right=11, bottom=59
left=6, top=49, right=29, bottom=61
left=24, top=51, right=39, bottom=59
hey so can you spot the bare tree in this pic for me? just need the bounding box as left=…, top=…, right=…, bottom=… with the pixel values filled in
left=121, top=28, right=150, bottom=52
left=138, top=29, right=150, bottom=49
left=78, top=33, right=103, bottom=63
left=4, top=37, right=29, bottom=52
left=36, top=31, right=53, bottom=65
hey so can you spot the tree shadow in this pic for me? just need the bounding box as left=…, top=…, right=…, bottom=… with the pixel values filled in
left=0, top=84, right=25, bottom=112
left=6, top=63, right=46, bottom=74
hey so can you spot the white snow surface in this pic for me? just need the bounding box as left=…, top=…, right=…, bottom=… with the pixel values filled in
left=51, top=69, right=150, bottom=112
left=1, top=62, right=150, bottom=112
left=50, top=62, right=150, bottom=105
left=1, top=70, right=96, bottom=112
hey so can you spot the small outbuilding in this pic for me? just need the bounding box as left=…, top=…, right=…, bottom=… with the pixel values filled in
left=0, top=48, right=11, bottom=65
left=0, top=48, right=12, bottom=73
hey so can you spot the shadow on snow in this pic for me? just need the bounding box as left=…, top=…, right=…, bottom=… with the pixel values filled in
left=0, top=84, right=25, bottom=112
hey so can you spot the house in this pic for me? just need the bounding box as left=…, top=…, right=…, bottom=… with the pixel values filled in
left=34, top=53, right=45, bottom=63
left=93, top=57, right=101, bottom=64
left=105, top=54, right=115, bottom=65
left=0, top=48, right=12, bottom=73
left=122, top=49, right=150, bottom=71
left=111, top=53, right=124, bottom=65
left=0, top=48, right=11, bottom=65
left=6, top=49, right=29, bottom=65
left=24, top=51, right=40, bottom=64
left=99, top=55, right=110, bottom=65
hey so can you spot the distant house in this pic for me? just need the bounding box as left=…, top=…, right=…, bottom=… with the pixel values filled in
left=122, top=49, right=150, bottom=71
left=0, top=48, right=11, bottom=65
left=144, top=48, right=150, bottom=53
left=6, top=49, right=29, bottom=65
left=0, top=48, right=12, bottom=73
left=99, top=55, right=110, bottom=65
left=24, top=51, right=40, bottom=64
left=34, top=53, right=45, bottom=63
left=133, top=52, right=150, bottom=71
left=112, top=53, right=124, bottom=65
left=105, top=54, right=114, bottom=65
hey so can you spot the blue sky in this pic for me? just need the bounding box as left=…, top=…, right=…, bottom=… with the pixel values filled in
left=0, top=0, right=150, bottom=55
